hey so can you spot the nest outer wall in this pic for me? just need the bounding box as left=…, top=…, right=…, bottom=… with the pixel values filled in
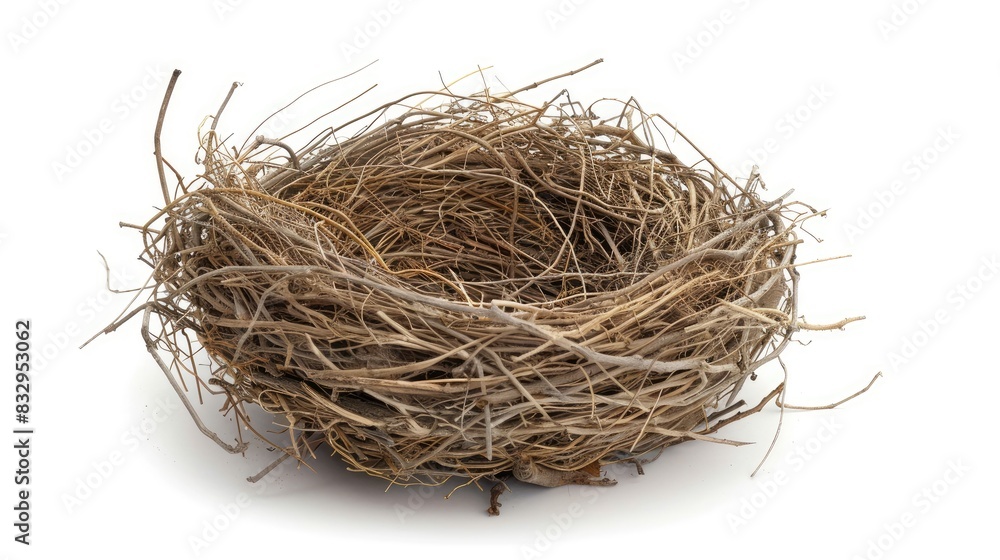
left=130, top=63, right=811, bottom=490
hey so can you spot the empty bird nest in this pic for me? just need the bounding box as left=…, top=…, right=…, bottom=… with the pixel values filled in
left=96, top=60, right=865, bottom=504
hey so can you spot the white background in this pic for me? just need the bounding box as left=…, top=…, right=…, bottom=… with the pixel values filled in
left=2, top=1, right=997, bottom=558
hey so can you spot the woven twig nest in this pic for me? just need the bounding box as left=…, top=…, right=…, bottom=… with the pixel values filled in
left=105, top=62, right=839, bottom=504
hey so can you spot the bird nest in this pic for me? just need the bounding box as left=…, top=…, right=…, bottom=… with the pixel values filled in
left=100, top=62, right=850, bottom=502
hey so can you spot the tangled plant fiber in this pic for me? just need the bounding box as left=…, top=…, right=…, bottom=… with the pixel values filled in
left=98, top=61, right=863, bottom=506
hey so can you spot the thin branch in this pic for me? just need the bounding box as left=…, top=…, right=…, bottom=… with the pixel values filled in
left=798, top=315, right=866, bottom=331
left=501, top=58, right=604, bottom=97
left=777, top=372, right=882, bottom=410
left=154, top=69, right=182, bottom=207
